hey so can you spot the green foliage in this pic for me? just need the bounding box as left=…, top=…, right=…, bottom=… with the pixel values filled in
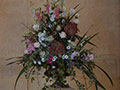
left=7, top=0, right=113, bottom=90
left=94, top=64, right=113, bottom=86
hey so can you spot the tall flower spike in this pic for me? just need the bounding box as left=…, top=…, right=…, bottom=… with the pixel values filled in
left=46, top=4, right=50, bottom=14
left=36, top=12, right=42, bottom=22
left=55, top=8, right=60, bottom=19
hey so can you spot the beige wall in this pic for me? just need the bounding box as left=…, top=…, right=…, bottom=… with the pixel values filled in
left=0, top=0, right=120, bottom=90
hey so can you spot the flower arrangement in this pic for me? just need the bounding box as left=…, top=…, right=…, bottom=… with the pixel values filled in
left=7, top=0, right=113, bottom=90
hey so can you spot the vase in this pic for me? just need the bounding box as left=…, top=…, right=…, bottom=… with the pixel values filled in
left=45, top=78, right=75, bottom=90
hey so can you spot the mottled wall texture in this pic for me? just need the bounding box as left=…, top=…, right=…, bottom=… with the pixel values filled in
left=0, top=0, right=120, bottom=90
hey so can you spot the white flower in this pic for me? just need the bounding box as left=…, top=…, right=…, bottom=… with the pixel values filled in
left=24, top=49, right=29, bottom=54
left=62, top=19, right=65, bottom=24
left=66, top=46, right=71, bottom=50
left=73, top=19, right=79, bottom=24
left=68, top=40, right=71, bottom=43
left=38, top=32, right=46, bottom=43
left=50, top=14, right=55, bottom=22
left=68, top=40, right=76, bottom=47
left=52, top=56, right=58, bottom=61
left=69, top=8, right=75, bottom=15
left=40, top=36, right=45, bottom=41
left=75, top=13, right=79, bottom=18
left=48, top=24, right=52, bottom=28
left=40, top=51, right=45, bottom=57
left=43, top=30, right=46, bottom=33
left=62, top=12, right=66, bottom=17
left=38, top=32, right=46, bottom=38
left=52, top=66, right=56, bottom=69
left=54, top=22, right=57, bottom=25
left=38, top=61, right=41, bottom=65
left=80, top=43, right=83, bottom=47
left=62, top=55, right=68, bottom=59
left=33, top=60, right=37, bottom=64
left=34, top=42, right=40, bottom=48
left=70, top=41, right=76, bottom=47
left=43, top=43, right=47, bottom=47
left=46, top=35, right=54, bottom=42
left=59, top=32, right=67, bottom=38
left=41, top=58, right=45, bottom=62
left=33, top=24, right=39, bottom=31
left=64, top=55, right=69, bottom=59
left=56, top=25, right=61, bottom=31
left=49, top=7, right=54, bottom=14
left=62, top=55, right=65, bottom=59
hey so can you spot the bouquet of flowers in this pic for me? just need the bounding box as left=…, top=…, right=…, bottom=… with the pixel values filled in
left=7, top=0, right=113, bottom=90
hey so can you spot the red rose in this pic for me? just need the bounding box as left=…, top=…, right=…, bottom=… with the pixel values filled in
left=64, top=22, right=78, bottom=36
left=49, top=41, right=65, bottom=55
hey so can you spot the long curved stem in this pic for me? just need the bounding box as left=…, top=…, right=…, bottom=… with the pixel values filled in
left=82, top=72, right=88, bottom=90
left=27, top=79, right=30, bottom=90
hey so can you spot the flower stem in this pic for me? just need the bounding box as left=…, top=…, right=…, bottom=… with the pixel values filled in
left=82, top=72, right=88, bottom=90
left=27, top=79, right=30, bottom=90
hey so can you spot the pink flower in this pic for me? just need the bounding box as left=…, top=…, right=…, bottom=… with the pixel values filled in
left=49, top=41, right=65, bottom=55
left=64, top=22, right=78, bottom=36
left=25, top=39, right=31, bottom=45
left=46, top=4, right=50, bottom=14
left=54, top=8, right=59, bottom=19
left=36, top=12, right=42, bottom=22
left=47, top=55, right=53, bottom=64
left=27, top=44, right=35, bottom=54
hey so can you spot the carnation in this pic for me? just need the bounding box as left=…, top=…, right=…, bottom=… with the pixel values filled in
left=49, top=41, right=65, bottom=55
left=64, top=22, right=78, bottom=36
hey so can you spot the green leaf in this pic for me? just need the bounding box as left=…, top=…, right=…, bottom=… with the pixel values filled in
left=73, top=3, right=80, bottom=9
left=68, top=8, right=84, bottom=22
left=14, top=64, right=33, bottom=90
left=6, top=60, right=22, bottom=65
left=82, top=33, right=98, bottom=47
left=31, top=77, right=35, bottom=83
left=6, top=56, right=22, bottom=61
left=95, top=83, right=98, bottom=90
left=81, top=30, right=89, bottom=40
left=94, top=64, right=113, bottom=86
left=6, top=57, right=16, bottom=61
left=81, top=65, right=106, bottom=90
left=88, top=33, right=99, bottom=41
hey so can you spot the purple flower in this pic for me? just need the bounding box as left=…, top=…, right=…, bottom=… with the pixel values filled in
left=25, top=39, right=31, bottom=45
left=84, top=54, right=94, bottom=62
left=88, top=54, right=94, bottom=61
left=71, top=51, right=80, bottom=59
left=27, top=44, right=35, bottom=54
